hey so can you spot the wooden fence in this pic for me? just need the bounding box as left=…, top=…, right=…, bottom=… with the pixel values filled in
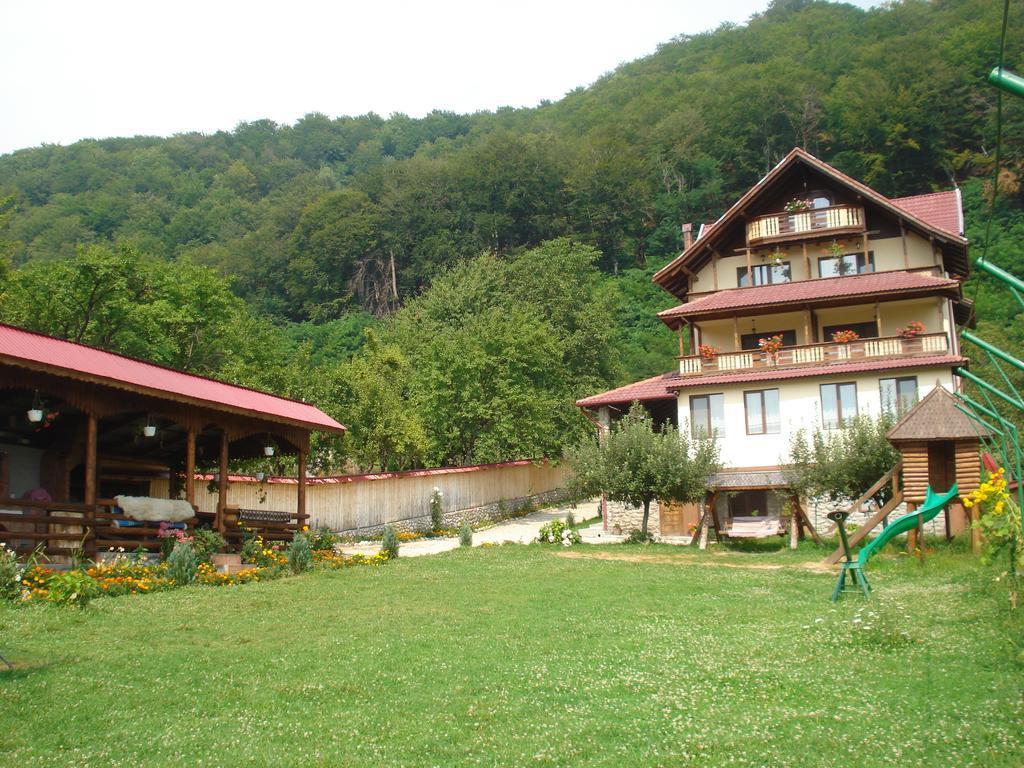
left=151, top=459, right=568, bottom=533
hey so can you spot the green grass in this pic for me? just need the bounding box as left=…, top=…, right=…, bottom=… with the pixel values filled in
left=1, top=543, right=1021, bottom=767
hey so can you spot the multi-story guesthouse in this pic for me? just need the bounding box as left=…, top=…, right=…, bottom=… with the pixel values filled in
left=578, top=148, right=972, bottom=537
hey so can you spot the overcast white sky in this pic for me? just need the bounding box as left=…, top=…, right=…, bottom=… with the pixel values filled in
left=2, top=0, right=879, bottom=156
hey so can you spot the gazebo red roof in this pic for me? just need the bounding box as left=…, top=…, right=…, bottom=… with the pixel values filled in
left=657, top=269, right=959, bottom=325
left=0, top=323, right=345, bottom=433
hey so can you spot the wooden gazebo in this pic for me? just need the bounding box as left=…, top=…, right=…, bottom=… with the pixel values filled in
left=886, top=385, right=990, bottom=547
left=0, top=323, right=345, bottom=558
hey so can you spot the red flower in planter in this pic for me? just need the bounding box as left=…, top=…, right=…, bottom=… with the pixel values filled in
left=831, top=329, right=860, bottom=344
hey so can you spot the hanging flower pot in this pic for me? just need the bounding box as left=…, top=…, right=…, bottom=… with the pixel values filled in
left=255, top=471, right=266, bottom=482
left=263, top=445, right=275, bottom=457
left=143, top=424, right=157, bottom=438
left=27, top=408, right=43, bottom=423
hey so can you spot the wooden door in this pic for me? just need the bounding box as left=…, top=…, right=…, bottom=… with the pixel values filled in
left=659, top=500, right=700, bottom=536
left=927, top=441, right=956, bottom=493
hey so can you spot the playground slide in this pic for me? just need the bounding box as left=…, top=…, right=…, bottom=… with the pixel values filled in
left=856, top=484, right=960, bottom=567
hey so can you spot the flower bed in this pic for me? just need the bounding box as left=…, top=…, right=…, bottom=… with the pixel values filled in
left=0, top=525, right=391, bottom=608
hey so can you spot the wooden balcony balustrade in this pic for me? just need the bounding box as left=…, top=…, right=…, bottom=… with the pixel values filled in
left=746, top=204, right=865, bottom=245
left=679, top=332, right=950, bottom=377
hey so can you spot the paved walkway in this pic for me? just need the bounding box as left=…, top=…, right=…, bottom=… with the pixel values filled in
left=339, top=502, right=597, bottom=558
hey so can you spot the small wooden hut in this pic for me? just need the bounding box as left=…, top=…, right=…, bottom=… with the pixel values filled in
left=886, top=385, right=990, bottom=543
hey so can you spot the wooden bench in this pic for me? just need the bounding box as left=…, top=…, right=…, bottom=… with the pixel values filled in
left=223, top=505, right=301, bottom=543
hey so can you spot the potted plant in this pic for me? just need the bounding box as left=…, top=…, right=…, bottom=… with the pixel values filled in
left=758, top=334, right=784, bottom=363
left=784, top=198, right=812, bottom=213
left=698, top=344, right=718, bottom=364
left=768, top=248, right=786, bottom=268
left=898, top=321, right=925, bottom=339
left=831, top=329, right=860, bottom=344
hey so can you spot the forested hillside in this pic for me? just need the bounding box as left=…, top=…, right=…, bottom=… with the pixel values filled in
left=0, top=0, right=1022, bottom=471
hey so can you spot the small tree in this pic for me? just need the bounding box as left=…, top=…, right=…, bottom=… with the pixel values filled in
left=459, top=519, right=473, bottom=548
left=786, top=413, right=900, bottom=506
left=380, top=525, right=399, bottom=560
left=567, top=404, right=721, bottom=536
left=288, top=531, right=313, bottom=574
left=429, top=487, right=444, bottom=532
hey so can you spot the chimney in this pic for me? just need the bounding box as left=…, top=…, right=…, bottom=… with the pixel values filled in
left=682, top=223, right=693, bottom=250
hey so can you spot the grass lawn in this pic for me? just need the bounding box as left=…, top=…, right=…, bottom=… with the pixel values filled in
left=1, top=541, right=1021, bottom=767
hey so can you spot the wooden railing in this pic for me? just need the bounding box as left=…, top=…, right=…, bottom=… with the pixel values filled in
left=0, top=498, right=210, bottom=557
left=680, top=332, right=950, bottom=377
left=746, top=204, right=864, bottom=244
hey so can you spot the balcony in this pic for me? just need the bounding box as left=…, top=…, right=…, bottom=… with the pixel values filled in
left=679, top=332, right=950, bottom=377
left=746, top=204, right=865, bottom=245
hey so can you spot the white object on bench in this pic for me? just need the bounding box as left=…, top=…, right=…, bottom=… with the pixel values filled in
left=115, top=496, right=194, bottom=523
left=725, top=515, right=784, bottom=538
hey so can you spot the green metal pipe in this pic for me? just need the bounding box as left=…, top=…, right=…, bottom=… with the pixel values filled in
left=957, top=393, right=1017, bottom=433
left=953, top=404, right=1002, bottom=439
left=989, top=67, right=1024, bottom=99
left=955, top=367, right=1024, bottom=411
left=975, top=257, right=1024, bottom=294
left=962, top=330, right=1024, bottom=374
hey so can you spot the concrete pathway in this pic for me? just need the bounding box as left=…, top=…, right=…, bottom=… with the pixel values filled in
left=339, top=501, right=597, bottom=558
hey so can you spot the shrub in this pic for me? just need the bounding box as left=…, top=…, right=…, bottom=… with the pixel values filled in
left=537, top=520, right=581, bottom=546
left=45, top=570, right=98, bottom=608
left=158, top=524, right=192, bottom=561
left=625, top=528, right=654, bottom=544
left=459, top=519, right=473, bottom=547
left=192, top=528, right=226, bottom=564
left=565, top=510, right=575, bottom=528
left=167, top=541, right=198, bottom=585
left=380, top=525, right=399, bottom=560
left=288, top=532, right=313, bottom=574
left=307, top=526, right=340, bottom=552
left=430, top=487, right=444, bottom=531
left=239, top=535, right=287, bottom=568
left=0, top=544, right=22, bottom=601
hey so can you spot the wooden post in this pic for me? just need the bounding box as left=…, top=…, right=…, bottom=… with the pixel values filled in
left=900, top=223, right=909, bottom=269
left=712, top=252, right=719, bottom=290
left=803, top=308, right=812, bottom=345
left=745, top=247, right=753, bottom=285
left=733, top=317, right=740, bottom=351
left=906, top=502, right=919, bottom=555
left=84, top=413, right=98, bottom=557
left=970, top=503, right=982, bottom=554
left=297, top=444, right=308, bottom=528
left=802, top=242, right=811, bottom=278
left=185, top=427, right=196, bottom=506
left=216, top=430, right=229, bottom=534
left=789, top=498, right=799, bottom=550
left=862, top=232, right=869, bottom=264
left=875, top=301, right=882, bottom=338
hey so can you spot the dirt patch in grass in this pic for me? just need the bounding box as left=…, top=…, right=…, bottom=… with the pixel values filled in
left=555, top=549, right=835, bottom=573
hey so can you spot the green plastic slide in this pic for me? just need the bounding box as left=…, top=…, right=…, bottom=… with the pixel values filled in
left=857, top=484, right=959, bottom=567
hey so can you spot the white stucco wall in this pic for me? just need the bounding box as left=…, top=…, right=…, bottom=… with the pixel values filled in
left=677, top=367, right=956, bottom=471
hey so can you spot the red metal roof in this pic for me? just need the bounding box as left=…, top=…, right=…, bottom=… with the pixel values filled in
left=658, top=269, right=959, bottom=322
left=577, top=355, right=966, bottom=407
left=0, top=323, right=345, bottom=433
left=891, top=190, right=963, bottom=238
left=576, top=372, right=683, bottom=408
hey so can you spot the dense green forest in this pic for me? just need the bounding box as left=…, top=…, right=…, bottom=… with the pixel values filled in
left=0, top=0, right=1022, bottom=471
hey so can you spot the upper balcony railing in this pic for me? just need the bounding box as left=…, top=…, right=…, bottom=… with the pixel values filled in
left=679, top=332, right=949, bottom=377
left=746, top=204, right=865, bottom=245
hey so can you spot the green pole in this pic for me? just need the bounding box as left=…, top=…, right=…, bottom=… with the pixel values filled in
left=962, top=330, right=1024, bottom=374
left=988, top=67, right=1024, bottom=99
left=955, top=367, right=1024, bottom=410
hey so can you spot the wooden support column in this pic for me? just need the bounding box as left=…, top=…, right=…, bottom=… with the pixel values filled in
left=84, top=413, right=98, bottom=557
left=712, top=251, right=720, bottom=290
left=900, top=223, right=909, bottom=269
left=802, top=242, right=811, bottom=278
left=905, top=502, right=919, bottom=555
left=803, top=308, right=812, bottom=345
left=875, top=301, right=882, bottom=338
left=184, top=427, right=196, bottom=506
left=745, top=247, right=753, bottom=285
left=216, top=430, right=229, bottom=533
left=862, top=232, right=869, bottom=264
left=733, top=317, right=740, bottom=351
left=297, top=444, right=308, bottom=527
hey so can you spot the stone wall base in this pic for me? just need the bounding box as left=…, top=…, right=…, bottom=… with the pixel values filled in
left=605, top=499, right=661, bottom=536
left=336, top=488, right=568, bottom=539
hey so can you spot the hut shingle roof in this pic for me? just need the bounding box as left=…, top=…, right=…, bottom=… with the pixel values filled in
left=886, top=386, right=991, bottom=442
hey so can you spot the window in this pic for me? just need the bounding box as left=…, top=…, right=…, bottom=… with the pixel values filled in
left=880, top=377, right=918, bottom=414
left=690, top=394, right=725, bottom=439
left=819, top=251, right=874, bottom=278
left=820, top=383, right=858, bottom=429
left=822, top=321, right=878, bottom=341
left=737, top=262, right=791, bottom=288
left=744, top=389, right=780, bottom=435
left=740, top=329, right=797, bottom=351
left=808, top=190, right=833, bottom=210
left=728, top=490, right=769, bottom=518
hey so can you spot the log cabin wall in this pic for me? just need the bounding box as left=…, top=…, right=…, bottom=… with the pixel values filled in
left=954, top=440, right=981, bottom=496
left=899, top=441, right=930, bottom=504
